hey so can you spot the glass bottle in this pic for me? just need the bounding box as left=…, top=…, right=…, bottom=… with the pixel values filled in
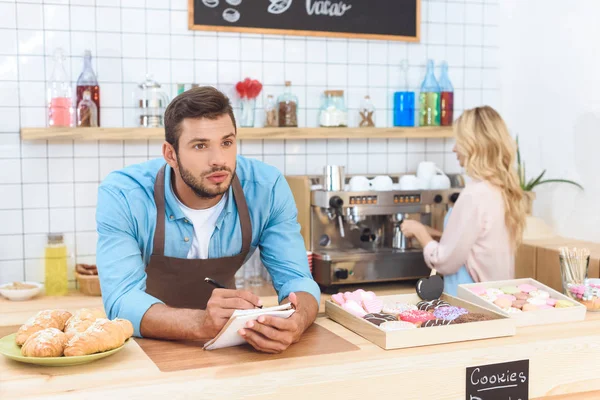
left=44, top=233, right=68, bottom=296
left=76, top=50, right=100, bottom=127
left=438, top=61, right=454, bottom=126
left=277, top=81, right=298, bottom=127
left=359, top=95, right=375, bottom=127
left=47, top=48, right=73, bottom=127
left=394, top=59, right=415, bottom=127
left=418, top=59, right=441, bottom=127
left=77, top=90, right=98, bottom=127
left=319, top=90, right=348, bottom=127
left=264, top=95, right=278, bottom=127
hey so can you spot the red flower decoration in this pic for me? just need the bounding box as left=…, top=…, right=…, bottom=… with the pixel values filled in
left=235, top=77, right=263, bottom=99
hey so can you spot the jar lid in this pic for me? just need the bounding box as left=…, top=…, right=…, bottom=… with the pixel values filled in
left=48, top=233, right=64, bottom=244
left=285, top=81, right=292, bottom=86
left=324, top=90, right=344, bottom=96
left=139, top=74, right=162, bottom=90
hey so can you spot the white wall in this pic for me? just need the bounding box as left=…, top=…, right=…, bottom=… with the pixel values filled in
left=0, top=0, right=499, bottom=283
left=499, top=0, right=600, bottom=242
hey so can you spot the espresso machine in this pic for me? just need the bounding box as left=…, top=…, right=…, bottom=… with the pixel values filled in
left=309, top=168, right=462, bottom=292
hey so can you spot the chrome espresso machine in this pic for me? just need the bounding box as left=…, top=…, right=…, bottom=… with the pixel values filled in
left=309, top=167, right=463, bottom=292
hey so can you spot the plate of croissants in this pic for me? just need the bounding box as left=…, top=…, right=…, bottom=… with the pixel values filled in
left=0, top=308, right=134, bottom=366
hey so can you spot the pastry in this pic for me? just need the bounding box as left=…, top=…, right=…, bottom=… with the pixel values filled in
left=515, top=292, right=529, bottom=301
left=469, top=286, right=487, bottom=296
left=343, top=291, right=363, bottom=303
left=529, top=290, right=550, bottom=299
left=555, top=300, right=576, bottom=308
left=421, top=319, right=455, bottom=328
left=363, top=313, right=397, bottom=326
left=64, top=318, right=133, bottom=357
left=453, top=313, right=493, bottom=324
left=15, top=310, right=72, bottom=346
left=522, top=303, right=538, bottom=312
left=432, top=306, right=468, bottom=321
left=21, top=328, right=68, bottom=357
left=526, top=297, right=547, bottom=306
left=362, top=297, right=383, bottom=314
left=494, top=298, right=513, bottom=309
left=359, top=291, right=377, bottom=302
left=342, top=300, right=367, bottom=317
left=331, top=293, right=346, bottom=306
left=546, top=298, right=557, bottom=306
left=379, top=321, right=417, bottom=331
left=496, top=294, right=517, bottom=302
left=382, top=302, right=417, bottom=315
left=500, top=286, right=520, bottom=295
left=486, top=288, right=504, bottom=297
left=480, top=293, right=498, bottom=303
left=416, top=299, right=450, bottom=311
left=399, top=310, right=436, bottom=325
left=518, top=284, right=537, bottom=293
left=511, top=300, right=527, bottom=309
left=64, top=308, right=107, bottom=339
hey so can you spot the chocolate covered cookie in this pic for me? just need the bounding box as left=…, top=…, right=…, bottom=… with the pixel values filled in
left=416, top=299, right=450, bottom=311
left=363, top=313, right=398, bottom=326
left=421, top=319, right=455, bottom=328
left=453, top=313, right=493, bottom=324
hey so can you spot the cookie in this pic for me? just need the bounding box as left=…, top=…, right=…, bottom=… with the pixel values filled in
left=555, top=300, right=576, bottom=308
left=342, top=300, right=367, bottom=317
left=496, top=294, right=517, bottom=302
left=546, top=298, right=557, bottom=306
left=363, top=313, right=398, bottom=326
left=494, top=298, right=513, bottom=309
left=421, top=319, right=455, bottom=328
left=529, top=290, right=550, bottom=299
left=331, top=293, right=346, bottom=306
left=379, top=321, right=417, bottom=331
left=486, top=288, right=504, bottom=297
left=433, top=306, right=468, bottom=321
left=470, top=286, right=487, bottom=296
left=511, top=300, right=527, bottom=309
left=382, top=303, right=417, bottom=315
left=362, top=297, right=383, bottom=313
left=515, top=292, right=529, bottom=301
left=522, top=303, right=538, bottom=312
left=453, top=313, right=493, bottom=324
left=500, top=286, right=520, bottom=295
left=416, top=275, right=444, bottom=300
left=416, top=299, right=450, bottom=311
left=399, top=310, right=437, bottom=325
left=518, top=284, right=537, bottom=293
left=526, top=297, right=547, bottom=306
left=505, top=307, right=523, bottom=314
left=537, top=304, right=554, bottom=310
left=480, top=293, right=498, bottom=303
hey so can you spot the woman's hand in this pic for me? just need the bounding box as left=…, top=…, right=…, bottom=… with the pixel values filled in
left=401, top=220, right=426, bottom=238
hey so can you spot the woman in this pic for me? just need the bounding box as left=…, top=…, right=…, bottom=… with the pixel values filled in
left=401, top=106, right=526, bottom=296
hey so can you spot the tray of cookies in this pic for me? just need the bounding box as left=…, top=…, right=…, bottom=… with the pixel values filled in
left=325, top=289, right=515, bottom=350
left=457, top=278, right=586, bottom=327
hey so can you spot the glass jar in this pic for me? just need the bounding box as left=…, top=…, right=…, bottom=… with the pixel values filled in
left=359, top=95, right=375, bottom=127
left=277, top=81, right=298, bottom=127
left=47, top=48, right=74, bottom=127
left=137, top=74, right=169, bottom=128
left=45, top=233, right=69, bottom=296
left=76, top=50, right=100, bottom=127
left=319, top=90, right=347, bottom=127
left=264, top=95, right=278, bottom=127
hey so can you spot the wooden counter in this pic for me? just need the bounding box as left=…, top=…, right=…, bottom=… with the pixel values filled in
left=2, top=283, right=600, bottom=400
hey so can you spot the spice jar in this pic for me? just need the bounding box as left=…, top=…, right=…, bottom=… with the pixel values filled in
left=277, top=81, right=298, bottom=127
left=319, top=90, right=347, bottom=127
left=264, top=95, right=278, bottom=127
left=359, top=95, right=375, bottom=127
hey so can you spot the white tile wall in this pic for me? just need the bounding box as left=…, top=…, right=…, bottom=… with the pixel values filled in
left=0, top=0, right=499, bottom=281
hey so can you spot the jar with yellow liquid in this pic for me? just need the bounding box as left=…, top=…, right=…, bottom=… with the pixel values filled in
left=45, top=233, right=69, bottom=296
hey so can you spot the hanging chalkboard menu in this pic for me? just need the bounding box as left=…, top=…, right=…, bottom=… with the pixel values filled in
left=188, top=0, right=421, bottom=42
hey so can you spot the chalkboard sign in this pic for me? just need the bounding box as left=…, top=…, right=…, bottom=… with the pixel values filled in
left=189, top=0, right=420, bottom=42
left=466, top=360, right=529, bottom=400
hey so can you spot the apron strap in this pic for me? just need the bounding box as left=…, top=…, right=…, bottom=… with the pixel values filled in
left=152, top=164, right=167, bottom=256
left=231, top=175, right=252, bottom=254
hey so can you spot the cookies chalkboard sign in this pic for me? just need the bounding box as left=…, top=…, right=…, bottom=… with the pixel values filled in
left=189, top=0, right=421, bottom=42
left=466, top=360, right=529, bottom=400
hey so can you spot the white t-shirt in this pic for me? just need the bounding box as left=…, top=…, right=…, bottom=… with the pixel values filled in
left=174, top=192, right=228, bottom=259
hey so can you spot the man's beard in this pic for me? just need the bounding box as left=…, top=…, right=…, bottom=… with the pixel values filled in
left=178, top=160, right=234, bottom=199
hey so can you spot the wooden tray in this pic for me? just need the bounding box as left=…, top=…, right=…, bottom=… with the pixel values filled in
left=457, top=278, right=586, bottom=327
left=136, top=323, right=359, bottom=372
left=325, top=293, right=515, bottom=350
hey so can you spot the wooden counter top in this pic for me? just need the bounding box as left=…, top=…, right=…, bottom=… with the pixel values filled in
left=2, top=283, right=600, bottom=400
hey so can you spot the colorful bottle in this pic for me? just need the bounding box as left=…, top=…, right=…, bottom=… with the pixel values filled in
left=76, top=50, right=100, bottom=127
left=438, top=61, right=454, bottom=126
left=44, top=233, right=68, bottom=296
left=394, top=59, right=415, bottom=127
left=47, top=48, right=73, bottom=127
left=418, top=59, right=441, bottom=127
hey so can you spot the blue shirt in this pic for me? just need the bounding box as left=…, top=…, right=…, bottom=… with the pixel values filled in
left=96, top=156, right=321, bottom=337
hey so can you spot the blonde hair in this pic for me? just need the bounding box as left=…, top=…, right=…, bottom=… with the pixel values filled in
left=454, top=106, right=526, bottom=248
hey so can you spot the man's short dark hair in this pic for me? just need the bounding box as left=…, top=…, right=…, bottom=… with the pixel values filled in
left=164, top=86, right=236, bottom=152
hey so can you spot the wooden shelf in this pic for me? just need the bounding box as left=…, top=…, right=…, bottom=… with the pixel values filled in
left=20, top=126, right=453, bottom=141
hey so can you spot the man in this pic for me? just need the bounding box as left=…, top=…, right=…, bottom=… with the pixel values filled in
left=96, top=87, right=320, bottom=354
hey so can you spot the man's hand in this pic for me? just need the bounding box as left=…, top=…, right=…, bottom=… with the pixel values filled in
left=198, top=289, right=262, bottom=339
left=239, top=292, right=318, bottom=354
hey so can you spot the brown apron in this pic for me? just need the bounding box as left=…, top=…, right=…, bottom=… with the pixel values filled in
left=145, top=165, right=252, bottom=309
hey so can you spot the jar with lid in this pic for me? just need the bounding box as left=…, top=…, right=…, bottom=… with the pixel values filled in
left=264, top=95, right=278, bottom=127
left=359, top=95, right=375, bottom=127
left=137, top=74, right=170, bottom=128
left=277, top=81, right=298, bottom=127
left=319, top=90, right=347, bottom=127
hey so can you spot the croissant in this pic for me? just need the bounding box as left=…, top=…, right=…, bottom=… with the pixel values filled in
left=64, top=308, right=107, bottom=339
left=64, top=318, right=133, bottom=357
left=21, top=328, right=68, bottom=357
left=15, top=310, right=72, bottom=346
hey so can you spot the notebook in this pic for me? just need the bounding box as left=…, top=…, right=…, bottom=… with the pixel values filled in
left=203, top=303, right=295, bottom=350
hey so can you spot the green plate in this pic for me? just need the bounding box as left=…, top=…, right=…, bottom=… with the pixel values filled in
left=0, top=333, right=130, bottom=367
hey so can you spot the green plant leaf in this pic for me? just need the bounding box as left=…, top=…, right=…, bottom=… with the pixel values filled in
left=526, top=170, right=546, bottom=191
left=535, top=179, right=584, bottom=190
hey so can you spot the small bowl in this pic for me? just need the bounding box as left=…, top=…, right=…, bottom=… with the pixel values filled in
left=0, top=281, right=43, bottom=301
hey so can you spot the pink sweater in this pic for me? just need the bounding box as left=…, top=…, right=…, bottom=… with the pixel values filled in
left=423, top=179, right=515, bottom=282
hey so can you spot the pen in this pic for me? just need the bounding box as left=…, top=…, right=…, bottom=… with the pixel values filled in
left=204, top=277, right=263, bottom=308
